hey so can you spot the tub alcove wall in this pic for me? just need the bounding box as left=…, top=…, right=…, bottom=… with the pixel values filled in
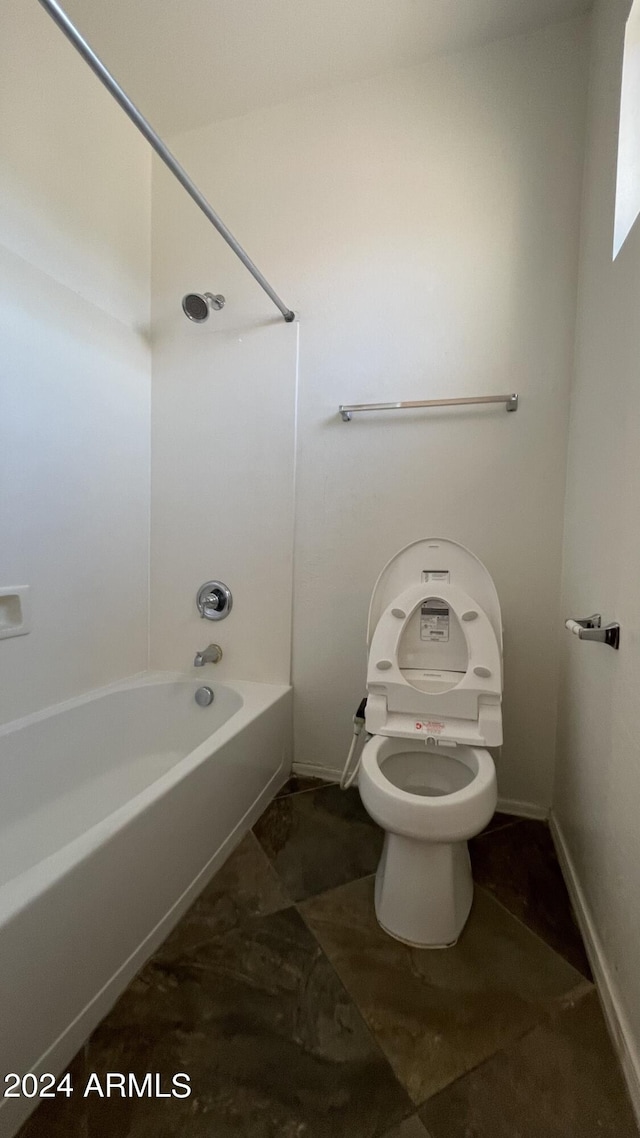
left=0, top=0, right=152, bottom=727
left=149, top=208, right=298, bottom=686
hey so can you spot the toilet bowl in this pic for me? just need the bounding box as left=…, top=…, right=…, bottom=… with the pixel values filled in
left=359, top=735, right=497, bottom=947
left=357, top=538, right=503, bottom=948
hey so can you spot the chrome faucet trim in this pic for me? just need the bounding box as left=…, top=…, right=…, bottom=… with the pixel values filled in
left=194, top=644, right=223, bottom=667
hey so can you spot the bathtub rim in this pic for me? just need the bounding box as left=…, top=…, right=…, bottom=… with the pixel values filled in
left=0, top=671, right=291, bottom=918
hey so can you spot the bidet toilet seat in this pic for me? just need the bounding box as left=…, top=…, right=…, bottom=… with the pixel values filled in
left=359, top=735, right=496, bottom=842
left=358, top=537, right=503, bottom=947
left=368, top=580, right=501, bottom=700
left=366, top=580, right=503, bottom=746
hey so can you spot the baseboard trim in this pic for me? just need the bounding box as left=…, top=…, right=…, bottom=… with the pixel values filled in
left=292, top=761, right=341, bottom=782
left=550, top=812, right=640, bottom=1124
left=497, top=796, right=549, bottom=820
left=293, top=765, right=551, bottom=822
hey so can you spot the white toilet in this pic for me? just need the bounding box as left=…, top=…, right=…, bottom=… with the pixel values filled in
left=358, top=538, right=502, bottom=948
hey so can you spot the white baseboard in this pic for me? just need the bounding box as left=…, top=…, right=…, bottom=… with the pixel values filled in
left=292, top=761, right=341, bottom=782
left=293, top=765, right=551, bottom=823
left=550, top=812, right=640, bottom=1124
left=294, top=772, right=551, bottom=823
left=497, top=796, right=549, bottom=820
left=293, top=764, right=548, bottom=819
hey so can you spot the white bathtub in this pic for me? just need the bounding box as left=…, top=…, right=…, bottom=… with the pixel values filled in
left=0, top=673, right=292, bottom=1138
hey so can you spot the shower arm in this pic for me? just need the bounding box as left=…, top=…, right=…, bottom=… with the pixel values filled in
left=36, top=0, right=296, bottom=324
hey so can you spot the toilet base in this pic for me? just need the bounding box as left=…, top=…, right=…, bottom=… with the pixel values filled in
left=373, top=832, right=474, bottom=948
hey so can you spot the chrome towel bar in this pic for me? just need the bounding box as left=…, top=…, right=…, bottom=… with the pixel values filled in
left=339, top=393, right=518, bottom=421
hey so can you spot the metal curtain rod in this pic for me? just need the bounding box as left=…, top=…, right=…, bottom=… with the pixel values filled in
left=339, top=393, right=519, bottom=421
left=37, top=0, right=295, bottom=324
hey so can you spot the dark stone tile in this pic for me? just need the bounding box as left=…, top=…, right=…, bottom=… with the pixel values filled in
left=419, top=988, right=638, bottom=1137
left=254, top=784, right=383, bottom=901
left=154, top=831, right=291, bottom=965
left=300, top=876, right=585, bottom=1105
left=382, top=1116, right=432, bottom=1138
left=14, top=1046, right=87, bottom=1137
left=82, top=907, right=412, bottom=1138
left=469, top=818, right=592, bottom=978
left=276, top=775, right=336, bottom=797
left=477, top=810, right=518, bottom=836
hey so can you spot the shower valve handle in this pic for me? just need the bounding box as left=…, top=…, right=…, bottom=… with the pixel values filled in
left=197, top=580, right=233, bottom=621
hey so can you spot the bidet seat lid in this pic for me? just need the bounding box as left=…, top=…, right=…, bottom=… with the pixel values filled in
left=368, top=538, right=502, bottom=649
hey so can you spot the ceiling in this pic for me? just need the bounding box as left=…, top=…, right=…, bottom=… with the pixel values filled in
left=60, top=0, right=592, bottom=137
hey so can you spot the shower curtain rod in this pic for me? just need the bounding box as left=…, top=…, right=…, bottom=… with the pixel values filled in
left=37, top=0, right=296, bottom=323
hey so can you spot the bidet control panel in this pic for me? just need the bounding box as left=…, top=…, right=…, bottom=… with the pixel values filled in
left=421, top=602, right=450, bottom=643
left=420, top=573, right=451, bottom=642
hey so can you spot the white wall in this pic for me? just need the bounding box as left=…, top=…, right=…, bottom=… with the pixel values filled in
left=0, top=2, right=151, bottom=725
left=556, top=0, right=640, bottom=1097
left=149, top=185, right=298, bottom=683
left=159, top=18, right=588, bottom=808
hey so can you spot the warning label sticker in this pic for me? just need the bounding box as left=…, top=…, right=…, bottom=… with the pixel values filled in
left=420, top=602, right=450, bottom=642
left=415, top=720, right=445, bottom=734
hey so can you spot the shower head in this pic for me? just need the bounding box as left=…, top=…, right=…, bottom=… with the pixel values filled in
left=182, top=292, right=226, bottom=322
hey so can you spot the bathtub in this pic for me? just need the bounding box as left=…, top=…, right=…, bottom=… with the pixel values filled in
left=0, top=673, right=292, bottom=1138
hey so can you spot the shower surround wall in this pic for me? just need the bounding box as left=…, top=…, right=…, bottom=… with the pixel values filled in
left=555, top=0, right=640, bottom=1109
left=149, top=256, right=298, bottom=684
left=0, top=1, right=151, bottom=725
left=153, top=17, right=589, bottom=811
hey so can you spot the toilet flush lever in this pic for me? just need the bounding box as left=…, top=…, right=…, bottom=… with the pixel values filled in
left=565, top=614, right=620, bottom=650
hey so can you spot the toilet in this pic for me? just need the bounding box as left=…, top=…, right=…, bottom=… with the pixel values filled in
left=358, top=538, right=502, bottom=948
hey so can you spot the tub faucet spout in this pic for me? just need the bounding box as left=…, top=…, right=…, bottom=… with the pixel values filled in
left=194, top=644, right=223, bottom=667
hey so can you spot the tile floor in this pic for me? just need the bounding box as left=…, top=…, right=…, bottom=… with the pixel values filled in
left=18, top=779, right=638, bottom=1138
